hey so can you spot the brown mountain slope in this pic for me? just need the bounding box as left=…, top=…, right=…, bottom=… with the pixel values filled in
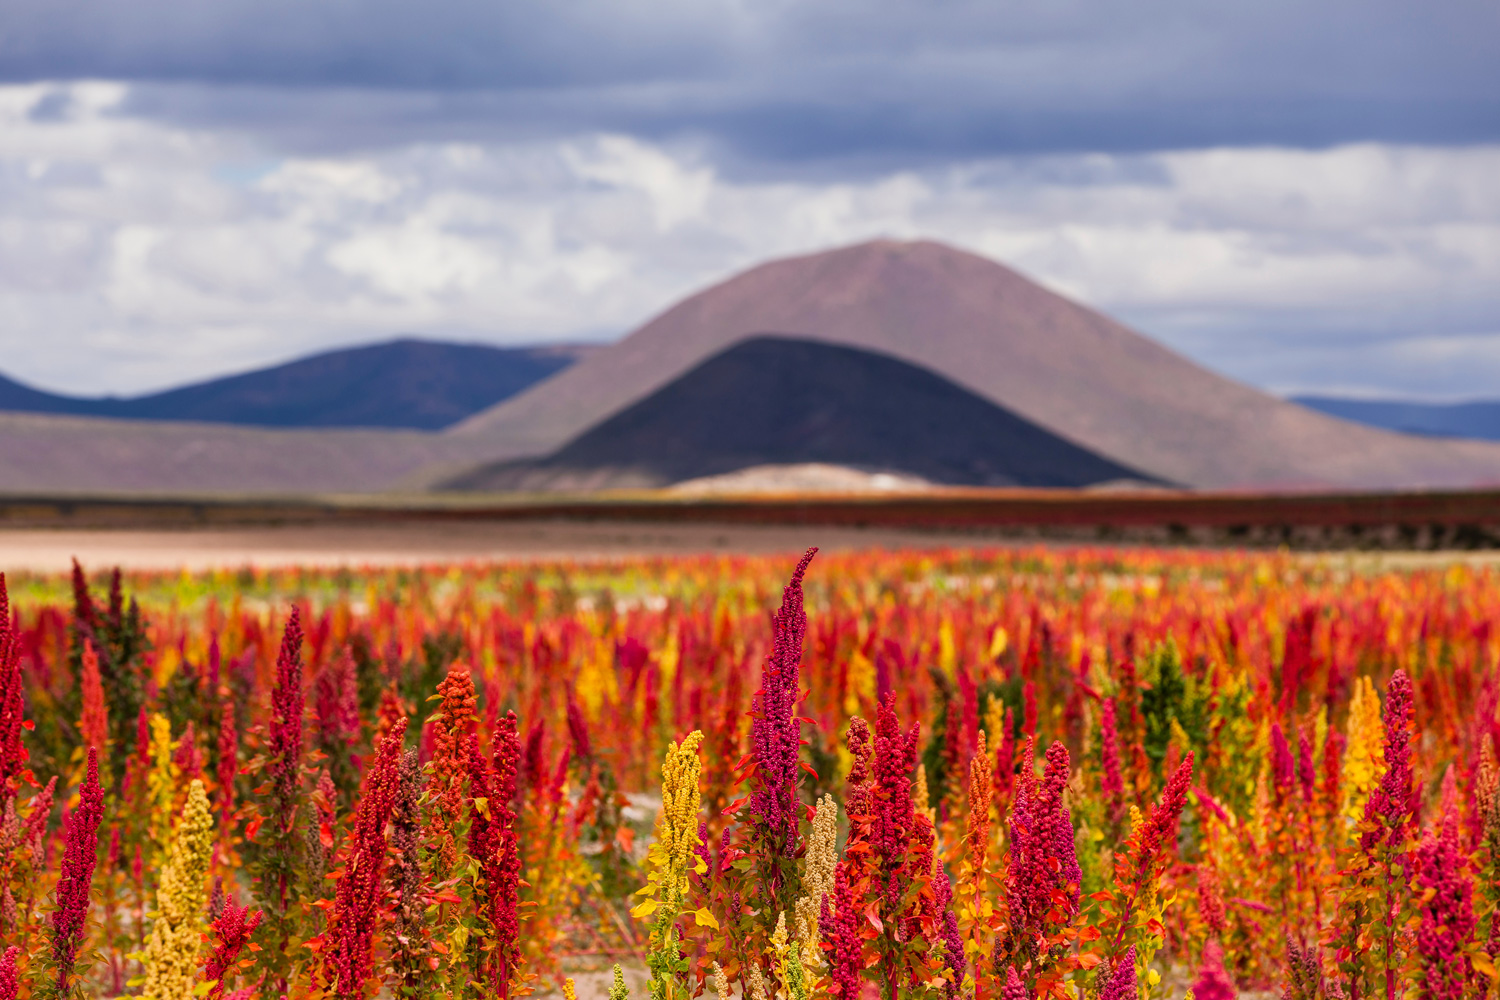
left=447, top=239, right=1500, bottom=490
left=0, top=411, right=499, bottom=494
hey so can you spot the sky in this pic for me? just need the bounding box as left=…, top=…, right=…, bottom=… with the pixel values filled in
left=1, top=0, right=1497, bottom=400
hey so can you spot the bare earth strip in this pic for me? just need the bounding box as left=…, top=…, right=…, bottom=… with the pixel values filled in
left=4, top=522, right=1498, bottom=576
left=0, top=521, right=996, bottom=574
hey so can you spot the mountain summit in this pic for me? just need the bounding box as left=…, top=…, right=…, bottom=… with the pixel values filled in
left=6, top=239, right=1500, bottom=495
left=449, top=239, right=1500, bottom=490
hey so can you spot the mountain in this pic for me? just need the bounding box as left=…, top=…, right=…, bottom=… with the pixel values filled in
left=1293, top=396, right=1500, bottom=442
left=10, top=239, right=1500, bottom=497
left=0, top=338, right=592, bottom=430
left=0, top=372, right=90, bottom=416
left=441, top=337, right=1154, bottom=491
left=0, top=337, right=590, bottom=493
left=447, top=240, right=1500, bottom=491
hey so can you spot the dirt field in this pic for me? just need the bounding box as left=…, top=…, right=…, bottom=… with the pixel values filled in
left=3, top=520, right=1497, bottom=576
left=0, top=520, right=1003, bottom=573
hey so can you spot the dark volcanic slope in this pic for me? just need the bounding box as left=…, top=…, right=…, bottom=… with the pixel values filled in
left=0, top=339, right=591, bottom=430
left=1294, top=396, right=1500, bottom=442
left=442, top=336, right=1152, bottom=492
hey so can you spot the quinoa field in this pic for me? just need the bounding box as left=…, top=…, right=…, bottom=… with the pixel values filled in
left=0, top=545, right=1490, bottom=1000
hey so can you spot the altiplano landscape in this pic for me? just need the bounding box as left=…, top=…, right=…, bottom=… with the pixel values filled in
left=1, top=1, right=1495, bottom=995
left=2, top=237, right=1499, bottom=1000
left=6, top=241, right=1500, bottom=497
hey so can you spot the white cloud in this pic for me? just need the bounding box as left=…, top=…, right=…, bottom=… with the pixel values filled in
left=563, top=136, right=715, bottom=232
left=0, top=82, right=1497, bottom=399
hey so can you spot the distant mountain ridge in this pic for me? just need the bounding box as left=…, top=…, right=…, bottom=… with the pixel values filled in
left=442, top=336, right=1159, bottom=491
left=0, top=338, right=593, bottom=431
left=8, top=239, right=1500, bottom=495
left=1293, top=396, right=1500, bottom=442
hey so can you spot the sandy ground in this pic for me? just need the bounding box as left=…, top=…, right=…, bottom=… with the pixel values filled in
left=666, top=462, right=933, bottom=494
left=3, top=521, right=1499, bottom=575
left=541, top=961, right=650, bottom=1000
left=0, top=520, right=1005, bottom=574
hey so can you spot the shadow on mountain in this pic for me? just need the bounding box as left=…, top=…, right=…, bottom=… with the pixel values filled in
left=440, top=335, right=1161, bottom=491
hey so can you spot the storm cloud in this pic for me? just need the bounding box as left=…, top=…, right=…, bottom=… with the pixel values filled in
left=1, top=0, right=1496, bottom=162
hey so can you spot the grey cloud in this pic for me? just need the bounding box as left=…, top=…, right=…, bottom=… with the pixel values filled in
left=0, top=0, right=730, bottom=88
left=3, top=0, right=1497, bottom=161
